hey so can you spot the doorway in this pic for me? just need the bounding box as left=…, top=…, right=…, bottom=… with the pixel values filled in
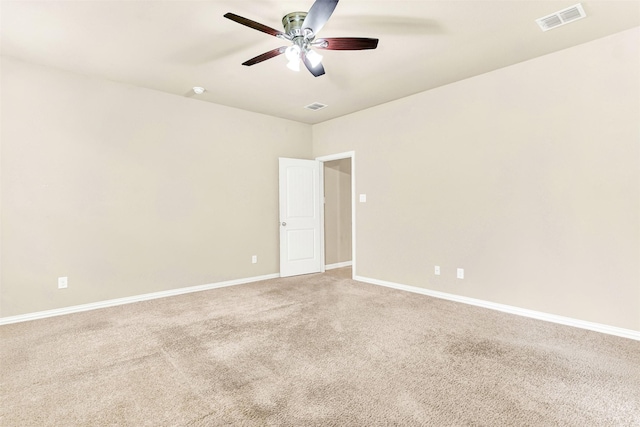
left=317, top=152, right=355, bottom=278
left=278, top=152, right=356, bottom=279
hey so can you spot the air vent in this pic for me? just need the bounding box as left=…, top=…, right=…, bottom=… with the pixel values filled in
left=304, top=102, right=328, bottom=111
left=536, top=3, right=586, bottom=31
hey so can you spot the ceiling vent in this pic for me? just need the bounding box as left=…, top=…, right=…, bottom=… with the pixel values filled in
left=536, top=3, right=586, bottom=32
left=304, top=102, right=328, bottom=111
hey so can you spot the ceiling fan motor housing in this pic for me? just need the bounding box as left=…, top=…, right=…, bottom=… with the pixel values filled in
left=282, top=12, right=311, bottom=42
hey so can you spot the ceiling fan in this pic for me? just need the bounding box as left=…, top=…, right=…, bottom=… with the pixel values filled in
left=224, top=0, right=379, bottom=77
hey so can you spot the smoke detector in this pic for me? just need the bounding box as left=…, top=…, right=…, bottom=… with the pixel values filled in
left=536, top=3, right=586, bottom=31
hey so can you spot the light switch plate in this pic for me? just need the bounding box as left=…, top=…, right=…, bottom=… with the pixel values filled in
left=359, top=194, right=367, bottom=203
left=457, top=268, right=464, bottom=279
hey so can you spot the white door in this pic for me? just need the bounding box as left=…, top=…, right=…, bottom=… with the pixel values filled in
left=279, top=157, right=322, bottom=277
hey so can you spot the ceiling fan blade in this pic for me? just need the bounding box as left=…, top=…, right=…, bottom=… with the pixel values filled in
left=224, top=12, right=284, bottom=38
left=303, top=55, right=326, bottom=77
left=242, top=47, right=287, bottom=66
left=302, top=0, right=339, bottom=35
left=315, top=37, right=379, bottom=50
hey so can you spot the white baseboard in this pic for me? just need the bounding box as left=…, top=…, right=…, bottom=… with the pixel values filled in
left=325, top=261, right=353, bottom=270
left=355, top=275, right=640, bottom=341
left=5, top=272, right=638, bottom=342
left=0, top=273, right=280, bottom=326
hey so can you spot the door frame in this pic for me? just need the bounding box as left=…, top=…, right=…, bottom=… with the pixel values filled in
left=316, top=151, right=356, bottom=279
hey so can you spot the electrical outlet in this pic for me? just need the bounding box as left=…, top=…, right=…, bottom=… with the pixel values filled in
left=434, top=266, right=440, bottom=275
left=58, top=277, right=68, bottom=289
left=251, top=255, right=257, bottom=264
left=457, top=268, right=464, bottom=279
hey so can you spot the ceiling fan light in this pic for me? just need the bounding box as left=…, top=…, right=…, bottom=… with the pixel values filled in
left=287, top=59, right=301, bottom=72
left=285, top=45, right=301, bottom=62
left=305, top=49, right=323, bottom=68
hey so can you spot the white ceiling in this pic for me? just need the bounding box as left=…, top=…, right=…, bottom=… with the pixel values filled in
left=2, top=1, right=639, bottom=124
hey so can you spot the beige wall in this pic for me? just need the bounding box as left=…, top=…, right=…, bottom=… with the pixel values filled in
left=324, top=159, right=352, bottom=265
left=0, top=57, right=311, bottom=317
left=313, top=28, right=640, bottom=331
left=2, top=27, right=639, bottom=333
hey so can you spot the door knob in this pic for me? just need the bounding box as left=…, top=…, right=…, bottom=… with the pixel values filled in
left=281, top=222, right=287, bottom=226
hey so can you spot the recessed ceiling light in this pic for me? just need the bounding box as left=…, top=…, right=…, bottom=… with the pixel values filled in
left=193, top=86, right=206, bottom=95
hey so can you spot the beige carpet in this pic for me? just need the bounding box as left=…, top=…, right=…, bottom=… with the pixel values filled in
left=1, top=268, right=639, bottom=426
